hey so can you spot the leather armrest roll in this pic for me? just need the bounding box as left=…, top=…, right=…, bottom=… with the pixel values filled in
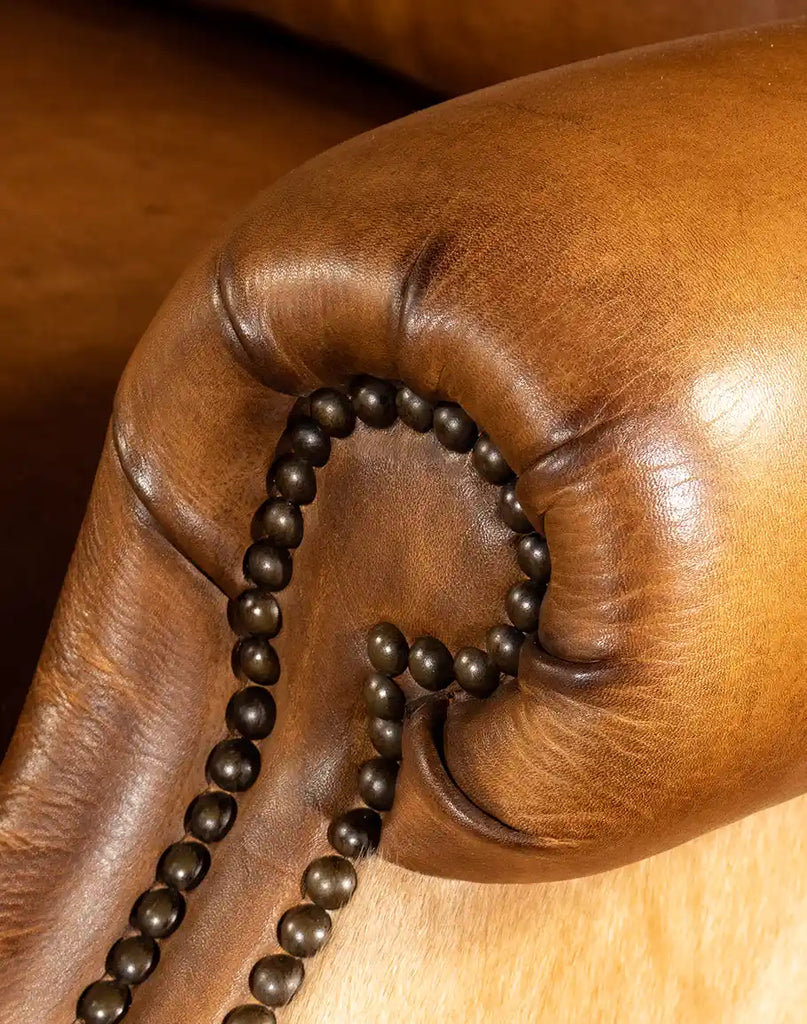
left=2, top=22, right=807, bottom=1022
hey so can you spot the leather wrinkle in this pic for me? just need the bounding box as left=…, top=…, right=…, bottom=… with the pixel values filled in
left=109, top=421, right=226, bottom=598
left=216, top=249, right=329, bottom=394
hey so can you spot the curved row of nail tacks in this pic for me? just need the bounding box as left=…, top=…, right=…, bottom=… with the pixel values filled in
left=75, top=377, right=550, bottom=1024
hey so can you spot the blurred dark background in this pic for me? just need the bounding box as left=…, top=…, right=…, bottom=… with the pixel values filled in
left=0, top=0, right=434, bottom=753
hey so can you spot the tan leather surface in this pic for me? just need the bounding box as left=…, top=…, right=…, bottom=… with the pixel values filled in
left=3, top=19, right=807, bottom=1023
left=0, top=0, right=428, bottom=754
left=208, top=0, right=807, bottom=92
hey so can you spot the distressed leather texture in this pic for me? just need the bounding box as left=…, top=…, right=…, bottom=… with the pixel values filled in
left=209, top=0, right=807, bottom=92
left=3, top=18, right=807, bottom=1024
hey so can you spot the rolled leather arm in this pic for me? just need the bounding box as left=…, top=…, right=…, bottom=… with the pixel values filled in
left=3, top=20, right=807, bottom=1024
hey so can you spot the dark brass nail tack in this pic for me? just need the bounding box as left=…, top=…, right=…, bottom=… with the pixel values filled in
left=228, top=589, right=281, bottom=639
left=517, top=532, right=551, bottom=582
left=369, top=716, right=403, bottom=759
left=302, top=855, right=358, bottom=910
left=497, top=480, right=533, bottom=533
left=408, top=635, right=454, bottom=691
left=454, top=646, right=500, bottom=698
left=433, top=402, right=478, bottom=452
left=396, top=386, right=434, bottom=431
left=506, top=580, right=544, bottom=633
left=206, top=738, right=261, bottom=792
left=226, top=687, right=277, bottom=741
left=257, top=498, right=303, bottom=548
left=234, top=637, right=281, bottom=686
left=366, top=621, right=409, bottom=676
left=130, top=887, right=185, bottom=939
left=278, top=904, right=332, bottom=958
left=472, top=434, right=514, bottom=485
left=106, top=935, right=160, bottom=986
left=223, top=1006, right=277, bottom=1024
left=358, top=757, right=399, bottom=811
left=77, top=981, right=131, bottom=1024
left=272, top=454, right=317, bottom=505
left=486, top=623, right=525, bottom=676
left=309, top=387, right=355, bottom=438
left=185, top=791, right=237, bottom=843
left=250, top=954, right=305, bottom=1008
left=362, top=673, right=406, bottom=720
left=327, top=808, right=382, bottom=858
left=352, top=376, right=398, bottom=428
left=244, top=541, right=292, bottom=591
left=287, top=416, right=331, bottom=467
left=157, top=841, right=210, bottom=892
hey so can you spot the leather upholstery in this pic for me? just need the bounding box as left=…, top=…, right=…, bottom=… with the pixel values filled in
left=209, top=0, right=807, bottom=92
left=3, top=17, right=807, bottom=1024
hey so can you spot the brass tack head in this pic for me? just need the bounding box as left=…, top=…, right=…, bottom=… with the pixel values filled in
left=250, top=954, right=305, bottom=1008
left=366, top=622, right=409, bottom=676
left=302, top=855, right=358, bottom=910
left=396, top=386, right=434, bottom=431
left=433, top=403, right=478, bottom=453
left=497, top=481, right=533, bottom=533
left=358, top=757, right=399, bottom=811
left=277, top=904, right=332, bottom=958
left=352, top=376, right=398, bottom=428
left=327, top=808, right=382, bottom=858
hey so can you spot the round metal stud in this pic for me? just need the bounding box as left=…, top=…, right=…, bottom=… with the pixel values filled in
left=309, top=388, right=355, bottom=438
left=206, top=738, right=261, bottom=792
left=277, top=904, right=332, bottom=958
left=396, top=386, right=433, bottom=431
left=472, top=434, right=514, bottom=485
left=352, top=377, right=397, bottom=428
left=185, top=791, right=237, bottom=843
left=368, top=716, right=403, bottom=759
left=222, top=1006, right=276, bottom=1024
left=408, top=635, right=453, bottom=691
left=130, top=887, right=185, bottom=939
left=362, top=673, right=405, bottom=720
left=366, top=622, right=408, bottom=675
left=302, top=855, right=357, bottom=910
left=234, top=638, right=280, bottom=686
left=272, top=454, right=317, bottom=505
left=243, top=541, right=292, bottom=592
left=76, top=980, right=130, bottom=1024
left=517, top=533, right=550, bottom=583
left=250, top=954, right=305, bottom=1008
left=497, top=481, right=533, bottom=533
left=506, top=580, right=544, bottom=633
left=358, top=757, right=398, bottom=811
left=226, top=687, right=277, bottom=741
left=287, top=416, right=331, bottom=467
left=157, top=841, right=210, bottom=892
left=228, top=589, right=281, bottom=638
left=106, top=935, right=160, bottom=986
left=433, top=403, right=478, bottom=453
left=486, top=624, right=525, bottom=676
left=256, top=498, right=303, bottom=549
left=327, top=808, right=382, bottom=858
left=453, top=647, right=500, bottom=698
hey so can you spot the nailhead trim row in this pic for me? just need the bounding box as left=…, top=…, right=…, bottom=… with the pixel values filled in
left=75, top=378, right=550, bottom=1024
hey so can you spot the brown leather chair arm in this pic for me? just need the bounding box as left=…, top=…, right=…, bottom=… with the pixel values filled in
left=2, top=21, right=807, bottom=1024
